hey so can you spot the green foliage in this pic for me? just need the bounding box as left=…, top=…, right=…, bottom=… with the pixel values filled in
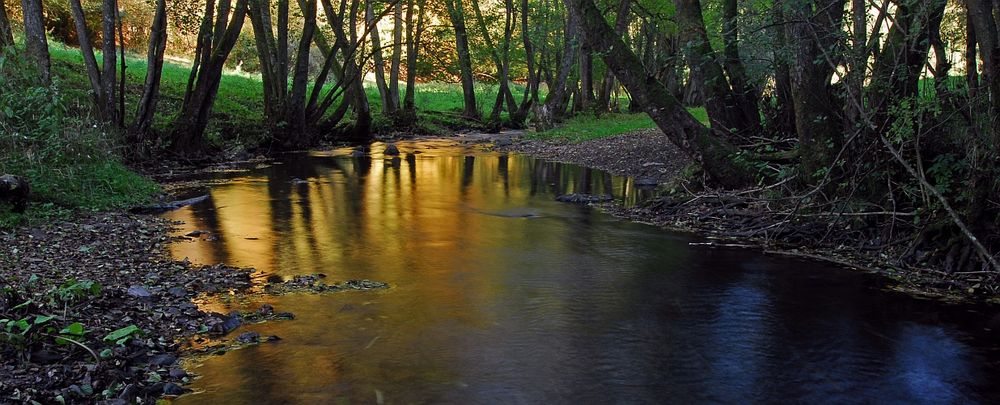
left=103, top=325, right=141, bottom=346
left=0, top=48, right=159, bottom=228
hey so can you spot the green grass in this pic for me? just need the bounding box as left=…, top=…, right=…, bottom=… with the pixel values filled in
left=526, top=107, right=708, bottom=143
left=1, top=46, right=159, bottom=228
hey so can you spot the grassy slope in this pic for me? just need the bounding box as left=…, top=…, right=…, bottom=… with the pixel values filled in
left=49, top=43, right=677, bottom=144
left=1, top=46, right=160, bottom=228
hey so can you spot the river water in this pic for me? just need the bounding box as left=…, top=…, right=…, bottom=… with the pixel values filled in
left=164, top=139, right=1000, bottom=404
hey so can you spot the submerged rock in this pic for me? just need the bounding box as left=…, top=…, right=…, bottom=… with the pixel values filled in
left=385, top=143, right=401, bottom=156
left=163, top=382, right=187, bottom=396
left=235, top=331, right=260, bottom=344
left=634, top=178, right=659, bottom=187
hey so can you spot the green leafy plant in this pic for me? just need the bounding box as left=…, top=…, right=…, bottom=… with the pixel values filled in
left=103, top=325, right=142, bottom=346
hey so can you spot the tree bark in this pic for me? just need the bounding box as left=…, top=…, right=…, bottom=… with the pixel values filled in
left=784, top=0, right=846, bottom=178
left=597, top=0, right=630, bottom=112
left=100, top=0, right=119, bottom=125
left=674, top=0, right=752, bottom=135
left=367, top=0, right=391, bottom=113
left=543, top=5, right=579, bottom=120
left=403, top=0, right=426, bottom=117
left=131, top=0, right=168, bottom=142
left=171, top=0, right=248, bottom=155
left=20, top=0, right=51, bottom=84
left=388, top=0, right=403, bottom=111
left=444, top=0, right=478, bottom=119
left=565, top=0, right=751, bottom=188
left=968, top=0, right=1000, bottom=140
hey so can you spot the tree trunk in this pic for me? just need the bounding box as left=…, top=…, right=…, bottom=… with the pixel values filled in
left=770, top=0, right=795, bottom=136
left=0, top=0, right=13, bottom=49
left=69, top=0, right=105, bottom=110
left=967, top=0, right=1000, bottom=223
left=674, top=0, right=751, bottom=135
left=785, top=0, right=846, bottom=178
left=131, top=0, right=168, bottom=144
left=470, top=0, right=517, bottom=123
left=171, top=0, right=248, bottom=155
left=597, top=0, right=630, bottom=112
left=403, top=0, right=426, bottom=118
left=285, top=0, right=315, bottom=144
left=968, top=0, right=1000, bottom=139
left=20, top=0, right=51, bottom=84
left=870, top=0, right=947, bottom=108
left=578, top=46, right=593, bottom=111
left=100, top=0, right=119, bottom=125
left=388, top=0, right=403, bottom=111
left=367, top=0, right=391, bottom=113
left=565, top=0, right=751, bottom=188
left=543, top=5, right=579, bottom=120
left=966, top=4, right=979, bottom=99
left=444, top=0, right=478, bottom=119
left=720, top=0, right=759, bottom=132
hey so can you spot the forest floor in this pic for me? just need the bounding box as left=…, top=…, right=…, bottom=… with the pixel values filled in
left=0, top=210, right=386, bottom=403
left=497, top=128, right=1000, bottom=304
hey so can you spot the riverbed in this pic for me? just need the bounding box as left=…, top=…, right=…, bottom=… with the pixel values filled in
left=163, top=139, right=1000, bottom=403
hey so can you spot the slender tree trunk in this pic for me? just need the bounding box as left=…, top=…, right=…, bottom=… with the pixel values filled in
left=543, top=5, right=579, bottom=119
left=403, top=0, right=426, bottom=117
left=565, top=0, right=750, bottom=188
left=20, top=0, right=51, bottom=84
left=172, top=0, right=248, bottom=155
left=771, top=0, right=795, bottom=136
left=116, top=2, right=126, bottom=128
left=388, top=0, right=403, bottom=110
left=367, top=0, right=391, bottom=113
left=870, top=0, right=947, bottom=107
left=69, top=0, right=105, bottom=110
left=516, top=0, right=539, bottom=119
left=470, top=0, right=516, bottom=123
left=285, top=0, right=315, bottom=144
left=597, top=0, right=630, bottom=112
left=444, top=0, right=479, bottom=119
left=966, top=5, right=979, bottom=99
left=100, top=0, right=119, bottom=125
left=720, top=0, right=759, bottom=132
left=0, top=0, right=14, bottom=49
left=131, top=0, right=168, bottom=142
left=578, top=46, right=593, bottom=111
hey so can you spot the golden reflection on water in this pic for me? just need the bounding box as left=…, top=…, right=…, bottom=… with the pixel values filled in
left=162, top=140, right=660, bottom=402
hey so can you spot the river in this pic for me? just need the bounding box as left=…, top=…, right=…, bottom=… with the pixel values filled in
left=163, top=139, right=1000, bottom=403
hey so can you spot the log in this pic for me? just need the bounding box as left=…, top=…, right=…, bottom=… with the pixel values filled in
left=130, top=194, right=210, bottom=214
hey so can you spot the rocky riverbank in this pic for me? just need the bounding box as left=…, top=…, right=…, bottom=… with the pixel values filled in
left=497, top=128, right=1000, bottom=304
left=0, top=212, right=258, bottom=402
left=0, top=210, right=388, bottom=403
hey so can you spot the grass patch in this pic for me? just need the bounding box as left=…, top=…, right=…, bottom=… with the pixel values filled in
left=1, top=48, right=158, bottom=229
left=526, top=107, right=708, bottom=143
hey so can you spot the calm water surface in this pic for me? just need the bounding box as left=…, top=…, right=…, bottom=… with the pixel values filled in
left=163, top=139, right=1000, bottom=404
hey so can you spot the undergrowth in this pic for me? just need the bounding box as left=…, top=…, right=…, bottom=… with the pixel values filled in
left=0, top=49, right=158, bottom=228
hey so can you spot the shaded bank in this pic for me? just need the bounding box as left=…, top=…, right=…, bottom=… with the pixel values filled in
left=499, top=129, right=1000, bottom=303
